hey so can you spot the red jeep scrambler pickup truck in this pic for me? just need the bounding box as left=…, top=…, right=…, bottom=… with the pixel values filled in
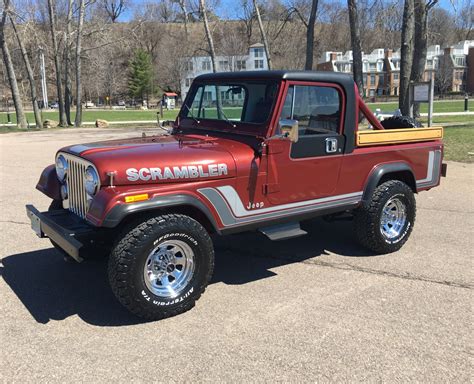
left=26, top=71, right=446, bottom=320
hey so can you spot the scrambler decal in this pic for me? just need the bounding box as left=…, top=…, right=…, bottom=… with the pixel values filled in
left=126, top=163, right=228, bottom=181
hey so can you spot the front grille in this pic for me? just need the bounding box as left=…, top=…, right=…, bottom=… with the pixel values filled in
left=59, top=153, right=96, bottom=220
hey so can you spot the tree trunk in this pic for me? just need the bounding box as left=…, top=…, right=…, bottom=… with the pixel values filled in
left=9, top=16, right=42, bottom=128
left=399, top=0, right=415, bottom=116
left=199, top=0, right=217, bottom=72
left=304, top=0, right=318, bottom=70
left=47, top=0, right=67, bottom=127
left=64, top=0, right=74, bottom=126
left=74, top=0, right=86, bottom=127
left=199, top=0, right=222, bottom=118
left=411, top=0, right=438, bottom=117
left=0, top=1, right=27, bottom=129
left=253, top=0, right=272, bottom=70
left=348, top=0, right=364, bottom=96
left=178, top=0, right=189, bottom=39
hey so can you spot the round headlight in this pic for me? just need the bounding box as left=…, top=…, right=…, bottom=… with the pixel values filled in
left=56, top=155, right=68, bottom=181
left=84, top=166, right=99, bottom=196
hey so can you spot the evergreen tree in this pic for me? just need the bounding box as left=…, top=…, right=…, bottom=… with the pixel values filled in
left=128, top=49, right=153, bottom=101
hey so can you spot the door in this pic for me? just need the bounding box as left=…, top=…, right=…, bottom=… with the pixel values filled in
left=266, top=82, right=345, bottom=205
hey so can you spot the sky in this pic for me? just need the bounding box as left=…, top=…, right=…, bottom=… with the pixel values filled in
left=117, top=0, right=467, bottom=23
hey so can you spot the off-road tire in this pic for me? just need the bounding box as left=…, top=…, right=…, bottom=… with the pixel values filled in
left=48, top=200, right=111, bottom=261
left=380, top=115, right=423, bottom=129
left=108, top=214, right=214, bottom=321
left=354, top=180, right=416, bottom=254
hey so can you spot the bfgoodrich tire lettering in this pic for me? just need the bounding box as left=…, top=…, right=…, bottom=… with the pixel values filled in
left=108, top=214, right=214, bottom=320
left=354, top=180, right=416, bottom=254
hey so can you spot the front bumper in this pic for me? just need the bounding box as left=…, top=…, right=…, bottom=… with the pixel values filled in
left=26, top=205, right=97, bottom=262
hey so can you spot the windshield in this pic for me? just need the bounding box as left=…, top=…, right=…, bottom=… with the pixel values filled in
left=180, top=81, right=279, bottom=135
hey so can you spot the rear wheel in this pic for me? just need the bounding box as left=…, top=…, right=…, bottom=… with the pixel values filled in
left=354, top=180, right=416, bottom=254
left=108, top=214, right=214, bottom=321
left=380, top=115, right=422, bottom=129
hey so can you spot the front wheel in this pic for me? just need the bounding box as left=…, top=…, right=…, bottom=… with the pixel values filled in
left=108, top=214, right=214, bottom=320
left=354, top=180, right=416, bottom=254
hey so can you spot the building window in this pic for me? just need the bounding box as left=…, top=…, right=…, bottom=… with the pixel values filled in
left=363, top=74, right=367, bottom=85
left=185, top=78, right=193, bottom=87
left=254, top=48, right=264, bottom=57
left=218, top=60, right=229, bottom=70
left=202, top=61, right=211, bottom=71
left=370, top=74, right=376, bottom=85
left=393, top=73, right=399, bottom=81
left=369, top=63, right=376, bottom=71
left=184, top=61, right=193, bottom=71
left=254, top=59, right=264, bottom=69
left=236, top=60, right=246, bottom=70
left=455, top=57, right=466, bottom=66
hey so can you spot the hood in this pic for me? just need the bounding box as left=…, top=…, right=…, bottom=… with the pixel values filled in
left=59, top=133, right=254, bottom=186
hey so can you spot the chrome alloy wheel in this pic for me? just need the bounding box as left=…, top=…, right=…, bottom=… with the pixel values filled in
left=143, top=240, right=195, bottom=298
left=380, top=196, right=407, bottom=240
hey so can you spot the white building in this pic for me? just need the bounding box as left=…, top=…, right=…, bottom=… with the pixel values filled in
left=180, top=43, right=268, bottom=99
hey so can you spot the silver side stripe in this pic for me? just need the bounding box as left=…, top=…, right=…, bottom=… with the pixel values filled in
left=198, top=186, right=362, bottom=227
left=416, top=150, right=441, bottom=187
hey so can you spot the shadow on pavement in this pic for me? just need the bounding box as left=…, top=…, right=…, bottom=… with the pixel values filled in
left=1, top=218, right=375, bottom=326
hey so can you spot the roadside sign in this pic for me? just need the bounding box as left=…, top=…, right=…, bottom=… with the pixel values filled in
left=413, top=83, right=430, bottom=102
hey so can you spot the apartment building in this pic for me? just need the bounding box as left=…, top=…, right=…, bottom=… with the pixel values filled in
left=437, top=40, right=474, bottom=93
left=180, top=43, right=268, bottom=99
left=317, top=42, right=473, bottom=96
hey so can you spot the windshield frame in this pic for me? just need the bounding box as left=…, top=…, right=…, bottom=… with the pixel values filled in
left=178, top=79, right=281, bottom=137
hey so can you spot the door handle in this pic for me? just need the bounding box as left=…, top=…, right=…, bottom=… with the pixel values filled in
left=325, top=138, right=338, bottom=153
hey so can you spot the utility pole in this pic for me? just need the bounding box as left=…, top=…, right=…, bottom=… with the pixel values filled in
left=39, top=47, right=48, bottom=108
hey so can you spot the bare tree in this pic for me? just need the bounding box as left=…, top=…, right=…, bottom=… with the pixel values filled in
left=100, top=0, right=127, bottom=23
left=47, top=0, right=67, bottom=126
left=289, top=0, right=319, bottom=70
left=64, top=0, right=74, bottom=125
left=0, top=0, right=27, bottom=128
left=9, top=13, right=42, bottom=128
left=348, top=0, right=363, bottom=95
left=399, top=0, right=415, bottom=116
left=253, top=0, right=273, bottom=69
left=175, top=0, right=189, bottom=37
left=304, top=0, right=318, bottom=70
left=74, top=0, right=86, bottom=127
left=411, top=0, right=439, bottom=116
left=199, top=0, right=217, bottom=72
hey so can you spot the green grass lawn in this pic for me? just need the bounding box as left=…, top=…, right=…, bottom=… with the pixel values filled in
left=1, top=99, right=472, bottom=125
left=0, top=109, right=179, bottom=125
left=367, top=99, right=473, bottom=114
left=442, top=124, right=474, bottom=163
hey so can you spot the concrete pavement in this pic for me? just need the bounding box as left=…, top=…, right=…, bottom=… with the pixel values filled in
left=1, top=127, right=472, bottom=382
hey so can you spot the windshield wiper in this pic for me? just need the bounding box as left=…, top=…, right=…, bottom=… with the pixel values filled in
left=218, top=106, right=237, bottom=129
left=182, top=104, right=200, bottom=125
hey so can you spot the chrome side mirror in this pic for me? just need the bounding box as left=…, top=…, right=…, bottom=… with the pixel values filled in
left=278, top=119, right=299, bottom=143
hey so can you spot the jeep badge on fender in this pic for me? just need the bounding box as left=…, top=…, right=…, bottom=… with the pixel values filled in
left=26, top=71, right=446, bottom=321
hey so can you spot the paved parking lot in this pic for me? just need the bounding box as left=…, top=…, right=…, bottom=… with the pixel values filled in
left=1, top=127, right=472, bottom=382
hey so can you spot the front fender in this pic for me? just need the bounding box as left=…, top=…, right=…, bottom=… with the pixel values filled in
left=87, top=187, right=219, bottom=232
left=36, top=164, right=61, bottom=201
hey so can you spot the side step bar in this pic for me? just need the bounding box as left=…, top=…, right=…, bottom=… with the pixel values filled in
left=259, top=222, right=307, bottom=241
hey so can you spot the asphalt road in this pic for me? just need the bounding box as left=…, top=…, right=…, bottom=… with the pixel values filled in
left=1, top=127, right=472, bottom=382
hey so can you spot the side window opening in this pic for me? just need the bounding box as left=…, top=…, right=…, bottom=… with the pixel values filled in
left=280, top=85, right=342, bottom=136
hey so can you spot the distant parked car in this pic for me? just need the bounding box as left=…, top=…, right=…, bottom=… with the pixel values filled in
left=84, top=101, right=95, bottom=108
left=118, top=100, right=126, bottom=107
left=49, top=101, right=59, bottom=109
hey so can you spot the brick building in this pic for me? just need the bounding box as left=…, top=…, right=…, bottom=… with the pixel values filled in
left=317, top=41, right=474, bottom=96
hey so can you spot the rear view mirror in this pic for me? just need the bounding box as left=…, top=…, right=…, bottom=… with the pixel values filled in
left=279, top=119, right=299, bottom=143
